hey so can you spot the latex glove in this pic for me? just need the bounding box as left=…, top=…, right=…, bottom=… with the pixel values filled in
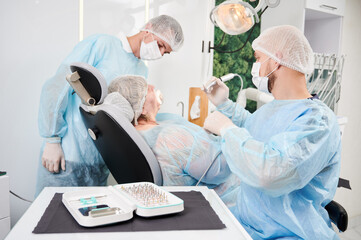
left=41, top=142, right=66, bottom=173
left=202, top=76, right=229, bottom=106
left=204, top=111, right=235, bottom=136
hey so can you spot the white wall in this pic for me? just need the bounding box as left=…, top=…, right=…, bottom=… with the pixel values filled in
left=333, top=0, right=361, bottom=218
left=147, top=0, right=214, bottom=117
left=0, top=0, right=78, bottom=227
left=83, top=0, right=146, bottom=37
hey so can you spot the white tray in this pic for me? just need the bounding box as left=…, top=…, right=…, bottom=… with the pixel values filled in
left=62, top=182, right=184, bottom=227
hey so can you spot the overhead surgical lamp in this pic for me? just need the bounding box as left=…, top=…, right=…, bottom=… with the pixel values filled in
left=210, top=0, right=259, bottom=35
left=210, top=0, right=280, bottom=35
left=208, top=0, right=280, bottom=53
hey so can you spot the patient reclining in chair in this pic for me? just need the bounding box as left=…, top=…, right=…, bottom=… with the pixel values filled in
left=106, top=75, right=239, bottom=208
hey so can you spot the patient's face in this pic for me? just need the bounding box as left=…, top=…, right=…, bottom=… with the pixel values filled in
left=142, top=85, right=161, bottom=116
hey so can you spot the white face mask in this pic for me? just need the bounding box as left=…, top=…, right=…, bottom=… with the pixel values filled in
left=139, top=35, right=162, bottom=61
left=251, top=58, right=278, bottom=94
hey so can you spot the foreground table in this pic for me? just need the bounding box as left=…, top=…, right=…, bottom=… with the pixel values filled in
left=5, top=186, right=252, bottom=240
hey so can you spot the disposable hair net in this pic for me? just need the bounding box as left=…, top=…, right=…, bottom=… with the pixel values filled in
left=252, top=25, right=314, bottom=74
left=86, top=92, right=134, bottom=122
left=141, top=15, right=184, bottom=51
left=108, top=75, right=147, bottom=125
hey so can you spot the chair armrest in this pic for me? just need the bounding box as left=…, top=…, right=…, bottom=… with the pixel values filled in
left=325, top=200, right=348, bottom=232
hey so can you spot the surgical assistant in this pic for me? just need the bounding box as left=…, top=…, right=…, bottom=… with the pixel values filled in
left=36, top=15, right=184, bottom=196
left=204, top=25, right=341, bottom=239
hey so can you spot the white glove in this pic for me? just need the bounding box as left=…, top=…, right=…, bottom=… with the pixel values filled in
left=202, top=76, right=229, bottom=107
left=41, top=142, right=66, bottom=173
left=204, top=111, right=235, bottom=136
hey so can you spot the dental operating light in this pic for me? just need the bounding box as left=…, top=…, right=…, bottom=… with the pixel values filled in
left=210, top=0, right=279, bottom=35
left=210, top=0, right=259, bottom=35
left=208, top=0, right=280, bottom=53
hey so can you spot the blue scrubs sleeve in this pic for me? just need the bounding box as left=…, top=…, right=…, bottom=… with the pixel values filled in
left=216, top=100, right=251, bottom=127
left=220, top=111, right=341, bottom=197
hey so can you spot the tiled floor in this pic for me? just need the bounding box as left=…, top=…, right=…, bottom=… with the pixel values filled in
left=337, top=215, right=361, bottom=240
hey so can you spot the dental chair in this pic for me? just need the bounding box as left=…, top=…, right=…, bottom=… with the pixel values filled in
left=66, top=62, right=162, bottom=186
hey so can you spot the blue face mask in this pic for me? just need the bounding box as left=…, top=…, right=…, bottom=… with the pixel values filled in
left=251, top=58, right=278, bottom=94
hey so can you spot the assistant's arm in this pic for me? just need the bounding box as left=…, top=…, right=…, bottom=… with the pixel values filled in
left=220, top=110, right=341, bottom=197
left=216, top=99, right=252, bottom=128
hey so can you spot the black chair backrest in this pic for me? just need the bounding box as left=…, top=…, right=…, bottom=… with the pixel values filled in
left=66, top=62, right=162, bottom=186
left=80, top=106, right=162, bottom=185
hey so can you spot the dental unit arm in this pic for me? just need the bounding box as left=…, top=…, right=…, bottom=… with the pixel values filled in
left=237, top=87, right=274, bottom=108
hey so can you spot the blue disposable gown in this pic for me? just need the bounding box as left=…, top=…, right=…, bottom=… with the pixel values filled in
left=139, top=113, right=240, bottom=208
left=36, top=34, right=148, bottom=196
left=217, top=99, right=341, bottom=239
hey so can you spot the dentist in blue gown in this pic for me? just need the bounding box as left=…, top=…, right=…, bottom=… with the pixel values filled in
left=203, top=25, right=341, bottom=239
left=36, top=15, right=184, bottom=196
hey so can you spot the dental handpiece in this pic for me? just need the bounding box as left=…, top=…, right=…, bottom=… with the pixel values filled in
left=206, top=73, right=236, bottom=92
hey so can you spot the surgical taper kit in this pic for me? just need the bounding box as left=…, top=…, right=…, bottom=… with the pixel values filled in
left=62, top=182, right=184, bottom=227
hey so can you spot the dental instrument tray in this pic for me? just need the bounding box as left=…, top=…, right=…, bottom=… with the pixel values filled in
left=62, top=182, right=184, bottom=227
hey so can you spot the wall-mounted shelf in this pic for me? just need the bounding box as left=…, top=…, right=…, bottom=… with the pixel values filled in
left=261, top=0, right=345, bottom=55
